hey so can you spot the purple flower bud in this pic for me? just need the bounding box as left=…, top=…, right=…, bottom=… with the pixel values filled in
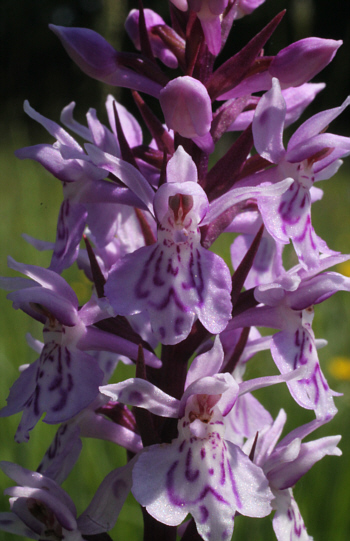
left=235, top=0, right=265, bottom=17
left=170, top=0, right=188, bottom=10
left=159, top=76, right=212, bottom=138
left=187, top=0, right=229, bottom=55
left=49, top=24, right=117, bottom=80
left=125, top=9, right=179, bottom=68
left=270, top=37, right=342, bottom=87
left=189, top=0, right=228, bottom=16
left=49, top=25, right=163, bottom=97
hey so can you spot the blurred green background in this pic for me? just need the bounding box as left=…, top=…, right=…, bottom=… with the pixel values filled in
left=1, top=0, right=350, bottom=540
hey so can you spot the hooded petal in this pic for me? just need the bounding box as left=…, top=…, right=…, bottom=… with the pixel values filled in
left=160, top=77, right=212, bottom=138
left=253, top=78, right=286, bottom=164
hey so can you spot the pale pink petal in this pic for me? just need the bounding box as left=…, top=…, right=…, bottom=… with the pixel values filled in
left=272, top=488, right=313, bottom=541
left=253, top=78, right=286, bottom=164
left=166, top=146, right=198, bottom=184
left=100, top=378, right=180, bottom=418
left=288, top=95, right=350, bottom=152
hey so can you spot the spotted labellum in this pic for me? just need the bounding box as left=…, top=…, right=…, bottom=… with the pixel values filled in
left=105, top=147, right=233, bottom=344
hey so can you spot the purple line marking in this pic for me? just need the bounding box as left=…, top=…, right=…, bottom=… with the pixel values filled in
left=185, top=447, right=200, bottom=482
left=227, top=456, right=242, bottom=510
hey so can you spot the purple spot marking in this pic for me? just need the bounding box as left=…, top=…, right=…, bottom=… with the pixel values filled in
left=174, top=317, right=184, bottom=335
left=149, top=287, right=188, bottom=312
left=65, top=347, right=72, bottom=368
left=134, top=246, right=158, bottom=299
left=179, top=440, right=186, bottom=453
left=43, top=343, right=58, bottom=365
left=67, top=374, right=74, bottom=392
left=182, top=250, right=197, bottom=291
left=295, top=225, right=308, bottom=243
left=198, top=485, right=228, bottom=504
left=294, top=329, right=300, bottom=346
left=195, top=248, right=205, bottom=300
left=295, top=214, right=314, bottom=245
left=199, top=505, right=209, bottom=524
left=52, top=389, right=68, bottom=412
left=166, top=461, right=186, bottom=506
left=185, top=447, right=200, bottom=482
left=220, top=446, right=226, bottom=485
left=32, top=385, right=40, bottom=416
left=176, top=245, right=181, bottom=263
left=227, top=457, right=242, bottom=509
left=278, top=182, right=303, bottom=224
left=278, top=182, right=306, bottom=225
left=309, top=220, right=317, bottom=250
left=153, top=251, right=165, bottom=287
left=128, top=390, right=143, bottom=405
left=287, top=505, right=304, bottom=537
left=48, top=375, right=63, bottom=391
left=200, top=447, right=206, bottom=460
left=166, top=462, right=230, bottom=508
left=294, top=330, right=308, bottom=368
left=167, top=258, right=179, bottom=276
left=181, top=248, right=204, bottom=304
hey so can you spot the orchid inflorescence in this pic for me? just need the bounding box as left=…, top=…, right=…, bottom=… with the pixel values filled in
left=1, top=1, right=350, bottom=540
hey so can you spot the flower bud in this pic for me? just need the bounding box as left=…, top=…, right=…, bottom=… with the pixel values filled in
left=49, top=25, right=163, bottom=97
left=169, top=0, right=188, bottom=10
left=49, top=25, right=118, bottom=81
left=234, top=0, right=265, bottom=18
left=160, top=76, right=212, bottom=138
left=189, top=0, right=228, bottom=19
left=125, top=9, right=179, bottom=68
left=270, top=37, right=342, bottom=87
